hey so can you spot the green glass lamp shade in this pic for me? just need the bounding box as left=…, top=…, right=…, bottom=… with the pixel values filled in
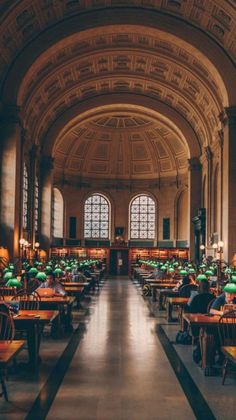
left=65, top=266, right=72, bottom=272
left=225, top=267, right=232, bottom=274
left=71, top=264, right=77, bottom=269
left=6, top=278, right=22, bottom=288
left=3, top=268, right=12, bottom=274
left=199, top=264, right=206, bottom=269
left=53, top=268, right=63, bottom=277
left=196, top=274, right=208, bottom=281
left=3, top=271, right=13, bottom=280
left=179, top=269, right=188, bottom=276
left=160, top=266, right=166, bottom=271
left=28, top=267, right=38, bottom=276
left=168, top=268, right=175, bottom=273
left=230, top=275, right=236, bottom=283
left=177, top=265, right=182, bottom=270
left=224, top=283, right=236, bottom=293
left=188, top=268, right=196, bottom=274
left=8, top=264, right=15, bottom=270
left=173, top=262, right=179, bottom=267
left=36, top=272, right=47, bottom=281
left=205, top=270, right=214, bottom=276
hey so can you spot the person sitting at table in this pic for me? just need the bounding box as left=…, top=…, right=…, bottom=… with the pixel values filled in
left=37, top=272, right=67, bottom=296
left=146, top=266, right=165, bottom=280
left=210, top=283, right=236, bottom=315
left=173, top=275, right=192, bottom=292
left=186, top=279, right=214, bottom=313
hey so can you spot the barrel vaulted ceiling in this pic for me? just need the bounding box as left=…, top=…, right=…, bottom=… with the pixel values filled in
left=0, top=1, right=235, bottom=182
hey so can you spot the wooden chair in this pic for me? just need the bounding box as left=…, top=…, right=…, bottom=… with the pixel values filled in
left=0, top=310, right=15, bottom=401
left=0, top=286, right=17, bottom=299
left=12, top=290, right=40, bottom=311
left=218, top=310, right=236, bottom=384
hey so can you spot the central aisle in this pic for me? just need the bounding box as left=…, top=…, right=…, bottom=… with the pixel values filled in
left=47, top=277, right=195, bottom=420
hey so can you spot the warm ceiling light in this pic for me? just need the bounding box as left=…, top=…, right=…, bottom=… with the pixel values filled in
left=213, top=243, right=218, bottom=249
left=218, top=241, right=224, bottom=248
left=200, top=244, right=205, bottom=250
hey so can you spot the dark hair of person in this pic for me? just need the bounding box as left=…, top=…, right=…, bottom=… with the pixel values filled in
left=182, top=275, right=190, bottom=286
left=199, top=279, right=210, bottom=293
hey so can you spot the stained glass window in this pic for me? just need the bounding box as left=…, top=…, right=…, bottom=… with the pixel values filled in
left=22, top=163, right=29, bottom=230
left=84, top=194, right=110, bottom=239
left=34, top=175, right=39, bottom=232
left=52, top=188, right=64, bottom=238
left=130, top=195, right=156, bottom=239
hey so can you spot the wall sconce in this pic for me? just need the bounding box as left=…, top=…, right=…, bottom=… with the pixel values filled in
left=19, top=238, right=29, bottom=261
left=200, top=244, right=205, bottom=261
left=213, top=241, right=224, bottom=291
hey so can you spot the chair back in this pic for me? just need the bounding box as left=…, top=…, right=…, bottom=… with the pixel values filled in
left=179, top=284, right=197, bottom=298
left=0, top=286, right=17, bottom=298
left=207, top=297, right=216, bottom=313
left=218, top=310, right=236, bottom=346
left=0, top=310, right=15, bottom=340
left=12, top=291, right=40, bottom=311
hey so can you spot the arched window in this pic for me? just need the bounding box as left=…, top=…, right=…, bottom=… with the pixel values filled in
left=84, top=194, right=110, bottom=239
left=22, top=163, right=29, bottom=229
left=52, top=188, right=64, bottom=238
left=34, top=175, right=39, bottom=232
left=129, top=195, right=156, bottom=239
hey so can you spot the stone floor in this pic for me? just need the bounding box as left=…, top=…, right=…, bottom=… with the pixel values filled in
left=0, top=277, right=235, bottom=419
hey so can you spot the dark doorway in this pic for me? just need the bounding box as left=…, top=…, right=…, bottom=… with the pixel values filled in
left=109, top=249, right=129, bottom=275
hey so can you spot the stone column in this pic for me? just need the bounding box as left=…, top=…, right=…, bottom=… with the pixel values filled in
left=0, top=105, right=23, bottom=259
left=40, top=156, right=54, bottom=254
left=29, top=145, right=38, bottom=247
left=188, top=158, right=202, bottom=260
left=205, top=146, right=213, bottom=237
left=222, top=107, right=236, bottom=262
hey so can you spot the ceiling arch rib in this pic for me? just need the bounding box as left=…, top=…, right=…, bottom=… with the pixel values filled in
left=42, top=96, right=201, bottom=160
left=17, top=29, right=225, bottom=151
left=26, top=72, right=219, bottom=150
left=0, top=2, right=235, bottom=105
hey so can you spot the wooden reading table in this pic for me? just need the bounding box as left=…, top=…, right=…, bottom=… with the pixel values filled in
left=0, top=340, right=25, bottom=400
left=183, top=313, right=227, bottom=375
left=13, top=309, right=58, bottom=370
left=166, top=297, right=188, bottom=322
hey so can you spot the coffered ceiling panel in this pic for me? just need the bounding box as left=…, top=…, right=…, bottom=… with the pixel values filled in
left=53, top=112, right=188, bottom=180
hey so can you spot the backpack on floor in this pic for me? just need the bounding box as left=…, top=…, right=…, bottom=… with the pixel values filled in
left=175, top=330, right=192, bottom=345
left=142, top=284, right=152, bottom=297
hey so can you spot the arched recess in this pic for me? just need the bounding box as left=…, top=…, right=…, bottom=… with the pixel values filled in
left=176, top=188, right=188, bottom=243
left=213, top=164, right=220, bottom=234
left=42, top=95, right=200, bottom=160
left=52, top=187, right=64, bottom=238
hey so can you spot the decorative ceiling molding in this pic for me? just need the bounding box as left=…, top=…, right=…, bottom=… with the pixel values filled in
left=53, top=109, right=188, bottom=181
left=16, top=29, right=224, bottom=149
left=1, top=0, right=236, bottom=71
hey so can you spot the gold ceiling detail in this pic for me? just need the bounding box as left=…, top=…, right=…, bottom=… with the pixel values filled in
left=53, top=112, right=188, bottom=180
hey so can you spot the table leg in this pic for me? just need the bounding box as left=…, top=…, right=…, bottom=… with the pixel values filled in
left=199, top=327, right=216, bottom=376
left=152, top=287, right=156, bottom=302
left=26, top=322, right=39, bottom=371
left=167, top=301, right=173, bottom=322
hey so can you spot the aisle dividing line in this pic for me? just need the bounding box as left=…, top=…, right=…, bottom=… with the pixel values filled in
left=25, top=323, right=86, bottom=420
left=156, top=325, right=216, bottom=420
